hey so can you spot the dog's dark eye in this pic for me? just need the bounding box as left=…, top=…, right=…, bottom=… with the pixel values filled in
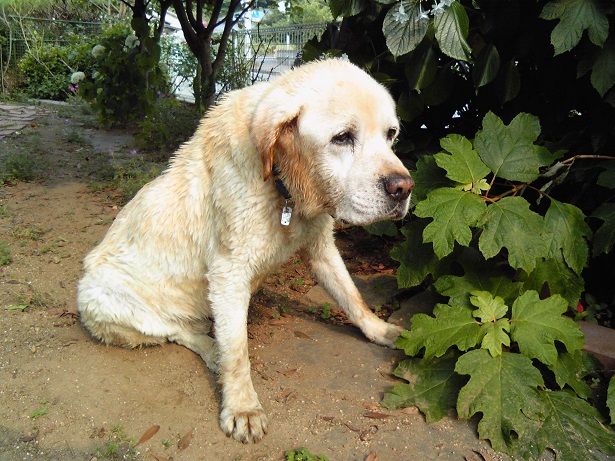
left=386, top=127, right=399, bottom=142
left=331, top=131, right=355, bottom=146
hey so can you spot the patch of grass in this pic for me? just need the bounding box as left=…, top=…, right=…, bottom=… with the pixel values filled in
left=0, top=204, right=10, bottom=218
left=0, top=152, right=41, bottom=182
left=95, top=424, right=137, bottom=461
left=12, top=224, right=46, bottom=241
left=285, top=447, right=328, bottom=461
left=64, top=128, right=90, bottom=145
left=0, top=240, right=11, bottom=266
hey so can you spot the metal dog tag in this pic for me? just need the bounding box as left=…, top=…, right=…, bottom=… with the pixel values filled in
left=281, top=204, right=293, bottom=226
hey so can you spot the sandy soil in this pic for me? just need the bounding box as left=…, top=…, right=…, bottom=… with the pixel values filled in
left=0, top=104, right=507, bottom=461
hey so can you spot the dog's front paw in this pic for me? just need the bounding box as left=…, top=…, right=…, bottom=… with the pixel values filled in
left=220, top=405, right=268, bottom=443
left=364, top=320, right=403, bottom=349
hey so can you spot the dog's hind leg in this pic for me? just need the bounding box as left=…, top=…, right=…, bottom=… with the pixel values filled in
left=169, top=330, right=219, bottom=373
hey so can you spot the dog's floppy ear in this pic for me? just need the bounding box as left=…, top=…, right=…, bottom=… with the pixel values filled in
left=250, top=87, right=302, bottom=181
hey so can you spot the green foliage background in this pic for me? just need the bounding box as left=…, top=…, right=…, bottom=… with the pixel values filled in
left=304, top=0, right=615, bottom=459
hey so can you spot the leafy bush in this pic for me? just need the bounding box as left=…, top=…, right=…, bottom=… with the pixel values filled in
left=135, top=97, right=199, bottom=159
left=382, top=111, right=615, bottom=460
left=76, top=20, right=169, bottom=127
left=304, top=1, right=615, bottom=458
left=0, top=152, right=40, bottom=182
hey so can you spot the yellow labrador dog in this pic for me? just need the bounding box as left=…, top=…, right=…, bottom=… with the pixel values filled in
left=77, top=58, right=413, bottom=443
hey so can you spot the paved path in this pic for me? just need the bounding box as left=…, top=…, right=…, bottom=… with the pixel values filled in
left=0, top=103, right=45, bottom=137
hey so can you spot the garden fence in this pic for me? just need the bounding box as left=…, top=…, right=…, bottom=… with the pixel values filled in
left=1, top=16, right=103, bottom=63
left=229, top=22, right=333, bottom=84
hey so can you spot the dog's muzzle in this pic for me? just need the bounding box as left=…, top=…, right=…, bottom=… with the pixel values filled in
left=383, top=173, right=414, bottom=202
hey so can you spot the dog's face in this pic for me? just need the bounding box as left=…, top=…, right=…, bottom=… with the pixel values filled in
left=252, top=59, right=413, bottom=225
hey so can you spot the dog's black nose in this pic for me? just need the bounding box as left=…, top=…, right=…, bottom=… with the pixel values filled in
left=384, top=174, right=414, bottom=201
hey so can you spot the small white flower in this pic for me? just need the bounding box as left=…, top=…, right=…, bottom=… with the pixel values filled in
left=393, top=3, right=409, bottom=22
left=91, top=44, right=106, bottom=58
left=125, top=34, right=140, bottom=49
left=418, top=4, right=430, bottom=19
left=431, top=1, right=446, bottom=15
left=70, top=72, right=85, bottom=84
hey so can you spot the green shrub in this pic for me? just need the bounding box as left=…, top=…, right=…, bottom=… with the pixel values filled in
left=135, top=97, right=199, bottom=159
left=76, top=20, right=169, bottom=127
left=16, top=41, right=94, bottom=100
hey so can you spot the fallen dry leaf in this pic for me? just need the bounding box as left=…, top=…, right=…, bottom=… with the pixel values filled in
left=268, top=319, right=287, bottom=325
left=293, top=330, right=312, bottom=340
left=152, top=456, right=171, bottom=461
left=178, top=429, right=193, bottom=450
left=399, top=406, right=420, bottom=415
left=363, top=411, right=391, bottom=419
left=321, top=416, right=335, bottom=422
left=341, top=421, right=360, bottom=432
left=378, top=370, right=399, bottom=381
left=135, top=424, right=159, bottom=446
left=277, top=368, right=299, bottom=376
left=365, top=453, right=378, bottom=461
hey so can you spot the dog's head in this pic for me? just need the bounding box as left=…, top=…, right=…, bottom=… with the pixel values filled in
left=250, top=58, right=413, bottom=226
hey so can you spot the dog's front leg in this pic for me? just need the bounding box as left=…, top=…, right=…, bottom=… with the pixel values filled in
left=304, top=235, right=402, bottom=348
left=208, top=268, right=267, bottom=443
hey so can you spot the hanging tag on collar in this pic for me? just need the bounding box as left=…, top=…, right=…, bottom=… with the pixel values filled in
left=281, top=200, right=293, bottom=226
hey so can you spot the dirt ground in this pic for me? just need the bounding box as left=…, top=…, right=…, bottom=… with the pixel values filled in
left=0, top=103, right=508, bottom=461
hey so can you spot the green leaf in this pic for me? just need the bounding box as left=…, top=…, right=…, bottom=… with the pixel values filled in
left=434, top=134, right=491, bottom=185
left=590, top=37, right=615, bottom=97
left=592, top=202, right=615, bottom=256
left=478, top=196, right=547, bottom=272
left=472, top=43, right=500, bottom=88
left=415, top=188, right=486, bottom=259
left=363, top=221, right=398, bottom=237
left=597, top=162, right=615, bottom=189
left=404, top=37, right=437, bottom=91
left=434, top=248, right=523, bottom=309
left=383, top=352, right=467, bottom=422
left=480, top=319, right=511, bottom=357
left=397, top=303, right=482, bottom=359
left=383, top=1, right=429, bottom=57
left=510, top=291, right=585, bottom=366
left=496, top=60, right=521, bottom=104
left=608, top=376, right=615, bottom=422
left=549, top=350, right=599, bottom=399
left=396, top=90, right=424, bottom=123
left=544, top=199, right=591, bottom=275
left=328, top=0, right=369, bottom=17
left=470, top=291, right=508, bottom=322
left=392, top=220, right=450, bottom=288
left=540, top=0, right=609, bottom=55
left=474, top=112, right=555, bottom=182
left=409, top=154, right=451, bottom=207
left=520, top=254, right=584, bottom=307
left=455, top=349, right=544, bottom=453
left=520, top=390, right=615, bottom=461
left=433, top=1, right=471, bottom=61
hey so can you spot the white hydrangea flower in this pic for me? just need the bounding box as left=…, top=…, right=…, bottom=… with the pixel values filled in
left=125, top=34, right=140, bottom=49
left=70, top=72, right=85, bottom=84
left=91, top=44, right=106, bottom=58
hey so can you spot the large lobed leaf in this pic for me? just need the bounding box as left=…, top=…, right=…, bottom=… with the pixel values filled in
left=415, top=188, right=486, bottom=259
left=410, top=154, right=450, bottom=208
left=392, top=220, right=451, bottom=288
left=592, top=202, right=615, bottom=256
left=519, top=253, right=584, bottom=307
left=455, top=350, right=544, bottom=453
left=477, top=196, right=547, bottom=273
left=540, top=0, right=609, bottom=56
left=517, top=389, right=615, bottom=461
left=608, top=376, right=615, bottom=422
left=548, top=350, right=600, bottom=400
left=434, top=134, right=491, bottom=186
left=544, top=198, right=591, bottom=275
left=474, top=112, right=555, bottom=182
left=382, top=353, right=466, bottom=422
left=396, top=303, right=482, bottom=359
left=510, top=291, right=585, bottom=366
